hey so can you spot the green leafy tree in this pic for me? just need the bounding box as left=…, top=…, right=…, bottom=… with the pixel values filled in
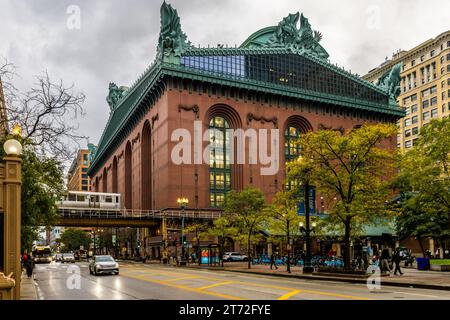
left=396, top=118, right=450, bottom=254
left=398, top=118, right=450, bottom=227
left=0, top=139, right=65, bottom=251
left=288, top=124, right=398, bottom=268
left=184, top=222, right=209, bottom=265
left=267, top=190, right=301, bottom=273
left=223, top=187, right=267, bottom=269
left=205, top=216, right=237, bottom=267
left=395, top=193, right=449, bottom=257
left=60, top=228, right=91, bottom=252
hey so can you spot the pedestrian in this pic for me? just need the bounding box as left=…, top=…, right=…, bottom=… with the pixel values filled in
left=393, top=250, right=403, bottom=275
left=25, top=253, right=34, bottom=278
left=380, top=247, right=391, bottom=273
left=270, top=252, right=278, bottom=270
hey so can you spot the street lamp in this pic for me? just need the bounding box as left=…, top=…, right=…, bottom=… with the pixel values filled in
left=177, top=197, right=189, bottom=266
left=299, top=220, right=317, bottom=273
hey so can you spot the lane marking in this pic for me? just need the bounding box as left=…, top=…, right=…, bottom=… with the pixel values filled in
left=165, top=275, right=200, bottom=282
left=277, top=290, right=301, bottom=300
left=122, top=266, right=370, bottom=300
left=392, top=291, right=441, bottom=299
left=198, top=281, right=234, bottom=290
left=121, top=272, right=244, bottom=300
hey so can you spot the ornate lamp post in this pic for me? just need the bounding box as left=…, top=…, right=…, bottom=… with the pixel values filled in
left=1, top=125, right=23, bottom=300
left=299, top=220, right=317, bottom=273
left=177, top=197, right=189, bottom=265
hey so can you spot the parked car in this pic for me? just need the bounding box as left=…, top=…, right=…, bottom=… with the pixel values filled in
left=223, top=252, right=249, bottom=262
left=89, top=255, right=119, bottom=276
left=61, top=253, right=75, bottom=263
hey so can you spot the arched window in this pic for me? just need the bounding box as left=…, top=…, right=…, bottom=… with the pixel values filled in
left=112, top=156, right=118, bottom=193
left=141, top=121, right=152, bottom=210
left=125, top=141, right=132, bottom=209
left=209, top=116, right=231, bottom=207
left=284, top=125, right=302, bottom=190
left=102, top=167, right=108, bottom=193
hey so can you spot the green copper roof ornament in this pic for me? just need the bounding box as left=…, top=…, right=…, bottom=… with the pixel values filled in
left=376, top=63, right=402, bottom=102
left=265, top=12, right=329, bottom=60
left=87, top=143, right=98, bottom=163
left=157, top=1, right=192, bottom=59
left=106, top=82, right=128, bottom=112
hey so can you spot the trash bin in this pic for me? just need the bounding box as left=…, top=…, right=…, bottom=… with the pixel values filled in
left=416, top=258, right=430, bottom=270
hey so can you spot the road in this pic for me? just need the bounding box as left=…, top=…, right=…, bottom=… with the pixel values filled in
left=31, top=261, right=450, bottom=300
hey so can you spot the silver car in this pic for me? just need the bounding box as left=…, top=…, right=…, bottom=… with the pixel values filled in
left=89, top=255, right=119, bottom=275
left=61, top=253, right=75, bottom=263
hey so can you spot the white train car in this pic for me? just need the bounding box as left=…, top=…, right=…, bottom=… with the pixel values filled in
left=60, top=191, right=121, bottom=210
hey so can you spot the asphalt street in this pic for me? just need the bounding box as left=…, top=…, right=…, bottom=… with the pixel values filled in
left=31, top=261, right=450, bottom=300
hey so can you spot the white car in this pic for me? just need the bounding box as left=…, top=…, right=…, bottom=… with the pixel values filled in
left=89, top=255, right=119, bottom=275
left=223, top=252, right=249, bottom=262
left=61, top=253, right=75, bottom=263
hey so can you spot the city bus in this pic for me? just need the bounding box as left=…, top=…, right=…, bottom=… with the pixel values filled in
left=32, top=245, right=53, bottom=263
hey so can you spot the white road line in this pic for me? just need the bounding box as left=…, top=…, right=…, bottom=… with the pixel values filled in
left=392, top=291, right=442, bottom=299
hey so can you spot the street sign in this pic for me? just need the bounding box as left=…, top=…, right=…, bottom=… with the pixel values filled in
left=297, top=186, right=316, bottom=215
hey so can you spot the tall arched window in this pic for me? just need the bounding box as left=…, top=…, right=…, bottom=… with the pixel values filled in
left=112, top=156, right=118, bottom=193
left=284, top=125, right=302, bottom=190
left=141, top=121, right=152, bottom=210
left=209, top=116, right=231, bottom=207
left=102, top=167, right=108, bottom=192
left=125, top=141, right=132, bottom=209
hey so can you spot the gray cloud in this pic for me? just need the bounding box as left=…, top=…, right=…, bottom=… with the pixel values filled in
left=1, top=0, right=449, bottom=149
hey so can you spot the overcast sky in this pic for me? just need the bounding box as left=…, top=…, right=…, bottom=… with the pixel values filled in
left=1, top=0, right=449, bottom=147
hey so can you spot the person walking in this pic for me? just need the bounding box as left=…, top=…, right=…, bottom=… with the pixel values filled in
left=393, top=249, right=403, bottom=275
left=25, top=252, right=34, bottom=278
left=380, top=247, right=391, bottom=273
left=270, top=252, right=278, bottom=270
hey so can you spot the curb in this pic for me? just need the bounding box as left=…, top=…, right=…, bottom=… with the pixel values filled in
left=196, top=267, right=450, bottom=292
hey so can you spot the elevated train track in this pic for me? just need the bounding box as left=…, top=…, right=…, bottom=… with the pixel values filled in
left=56, top=207, right=222, bottom=228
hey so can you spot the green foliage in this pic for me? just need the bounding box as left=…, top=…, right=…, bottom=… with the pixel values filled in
left=266, top=190, right=301, bottom=240
left=396, top=118, right=450, bottom=251
left=60, top=228, right=91, bottom=252
left=1, top=136, right=65, bottom=251
left=224, top=187, right=267, bottom=269
left=397, top=118, right=450, bottom=226
left=430, top=259, right=450, bottom=265
left=205, top=217, right=237, bottom=266
left=287, top=124, right=398, bottom=267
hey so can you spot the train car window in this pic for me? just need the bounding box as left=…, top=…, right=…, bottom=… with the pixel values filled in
left=95, top=196, right=100, bottom=202
left=116, top=196, right=119, bottom=203
left=68, top=194, right=76, bottom=201
left=77, top=195, right=85, bottom=202
left=105, top=196, right=113, bottom=203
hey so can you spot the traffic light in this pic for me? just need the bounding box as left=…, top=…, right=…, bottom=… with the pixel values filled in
left=180, top=235, right=186, bottom=245
left=137, top=241, right=141, bottom=248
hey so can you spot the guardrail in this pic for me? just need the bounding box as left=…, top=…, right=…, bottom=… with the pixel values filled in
left=57, top=207, right=222, bottom=220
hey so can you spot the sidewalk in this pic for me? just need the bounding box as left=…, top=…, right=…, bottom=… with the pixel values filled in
left=186, top=262, right=450, bottom=291
left=20, top=273, right=38, bottom=300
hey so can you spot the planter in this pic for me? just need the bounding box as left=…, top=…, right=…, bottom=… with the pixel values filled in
left=430, top=264, right=450, bottom=272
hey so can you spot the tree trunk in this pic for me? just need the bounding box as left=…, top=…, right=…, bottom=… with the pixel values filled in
left=247, top=233, right=252, bottom=269
left=287, top=220, right=291, bottom=273
left=417, top=235, right=426, bottom=258
left=343, top=216, right=351, bottom=269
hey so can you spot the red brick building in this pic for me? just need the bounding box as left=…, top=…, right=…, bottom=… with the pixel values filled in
left=88, top=3, right=404, bottom=257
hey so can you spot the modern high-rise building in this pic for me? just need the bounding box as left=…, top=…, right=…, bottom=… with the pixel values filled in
left=67, top=147, right=95, bottom=191
left=363, top=31, right=450, bottom=150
